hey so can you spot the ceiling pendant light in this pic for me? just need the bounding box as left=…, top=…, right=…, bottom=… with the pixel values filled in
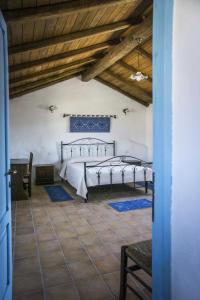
left=130, top=37, right=148, bottom=82
left=130, top=71, right=148, bottom=81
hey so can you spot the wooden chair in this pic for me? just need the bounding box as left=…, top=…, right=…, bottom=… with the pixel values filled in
left=23, top=152, right=33, bottom=197
left=119, top=239, right=152, bottom=300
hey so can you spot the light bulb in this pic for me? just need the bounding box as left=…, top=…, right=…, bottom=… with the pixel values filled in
left=130, top=72, right=148, bottom=82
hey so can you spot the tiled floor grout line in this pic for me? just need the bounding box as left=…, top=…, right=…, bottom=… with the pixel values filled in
left=61, top=204, right=115, bottom=297
left=83, top=219, right=132, bottom=299
left=30, top=200, right=48, bottom=300
left=77, top=241, right=116, bottom=300
left=45, top=205, right=81, bottom=300
left=61, top=206, right=117, bottom=299
left=83, top=209, right=151, bottom=298
left=13, top=186, right=152, bottom=299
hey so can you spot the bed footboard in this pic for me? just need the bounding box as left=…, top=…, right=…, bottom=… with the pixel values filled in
left=84, top=155, right=152, bottom=202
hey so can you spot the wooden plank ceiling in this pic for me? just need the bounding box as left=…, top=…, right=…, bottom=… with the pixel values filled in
left=0, top=0, right=152, bottom=106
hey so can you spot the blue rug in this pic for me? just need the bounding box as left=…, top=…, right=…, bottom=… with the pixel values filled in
left=44, top=185, right=73, bottom=202
left=109, top=199, right=152, bottom=212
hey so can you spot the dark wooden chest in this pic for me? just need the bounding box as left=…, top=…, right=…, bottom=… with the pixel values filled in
left=35, top=164, right=54, bottom=185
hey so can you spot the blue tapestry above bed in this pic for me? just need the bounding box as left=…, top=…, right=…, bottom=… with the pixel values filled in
left=70, top=116, right=110, bottom=132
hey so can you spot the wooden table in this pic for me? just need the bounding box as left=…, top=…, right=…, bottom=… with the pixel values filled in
left=10, top=159, right=29, bottom=201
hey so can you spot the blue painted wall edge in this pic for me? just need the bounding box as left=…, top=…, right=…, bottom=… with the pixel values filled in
left=152, top=0, right=173, bottom=299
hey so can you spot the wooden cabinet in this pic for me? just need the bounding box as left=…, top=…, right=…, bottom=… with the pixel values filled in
left=35, top=164, right=54, bottom=185
left=11, top=159, right=29, bottom=201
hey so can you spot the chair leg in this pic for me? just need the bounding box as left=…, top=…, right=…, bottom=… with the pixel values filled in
left=23, top=182, right=27, bottom=190
left=28, top=186, right=31, bottom=197
left=119, top=245, right=128, bottom=300
left=28, top=179, right=31, bottom=197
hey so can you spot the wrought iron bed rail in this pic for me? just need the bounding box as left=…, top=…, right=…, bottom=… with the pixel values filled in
left=83, top=155, right=152, bottom=202
left=60, top=139, right=152, bottom=202
left=61, top=137, right=116, bottom=163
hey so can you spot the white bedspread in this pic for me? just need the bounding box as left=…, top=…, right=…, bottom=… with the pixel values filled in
left=60, top=156, right=152, bottom=199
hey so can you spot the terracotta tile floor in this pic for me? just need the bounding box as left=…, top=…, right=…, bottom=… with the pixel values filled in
left=12, top=183, right=152, bottom=300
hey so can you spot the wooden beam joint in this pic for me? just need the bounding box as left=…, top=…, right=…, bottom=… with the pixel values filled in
left=82, top=15, right=152, bottom=81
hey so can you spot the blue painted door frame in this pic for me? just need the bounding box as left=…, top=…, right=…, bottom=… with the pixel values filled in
left=0, top=11, right=12, bottom=300
left=0, top=2, right=174, bottom=300
left=152, top=1, right=173, bottom=300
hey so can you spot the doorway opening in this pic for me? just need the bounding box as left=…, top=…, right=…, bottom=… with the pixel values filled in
left=0, top=0, right=174, bottom=299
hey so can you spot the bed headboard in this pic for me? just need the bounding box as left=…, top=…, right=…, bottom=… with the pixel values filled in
left=61, top=138, right=115, bottom=163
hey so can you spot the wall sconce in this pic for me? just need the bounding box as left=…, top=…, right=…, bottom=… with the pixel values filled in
left=123, top=108, right=130, bottom=115
left=48, top=105, right=57, bottom=113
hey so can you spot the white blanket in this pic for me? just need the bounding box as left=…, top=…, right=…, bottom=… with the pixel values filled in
left=60, top=156, right=152, bottom=199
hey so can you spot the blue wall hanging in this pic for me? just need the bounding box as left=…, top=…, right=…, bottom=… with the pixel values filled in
left=70, top=116, right=110, bottom=132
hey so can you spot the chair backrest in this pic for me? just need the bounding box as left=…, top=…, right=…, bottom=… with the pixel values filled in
left=29, top=152, right=33, bottom=174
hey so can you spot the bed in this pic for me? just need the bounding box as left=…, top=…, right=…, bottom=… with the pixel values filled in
left=60, top=138, right=153, bottom=202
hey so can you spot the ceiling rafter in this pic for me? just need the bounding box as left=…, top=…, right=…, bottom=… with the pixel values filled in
left=10, top=74, right=78, bottom=99
left=10, top=68, right=84, bottom=97
left=5, top=0, right=152, bottom=103
left=105, top=69, right=152, bottom=101
left=96, top=77, right=148, bottom=106
left=10, top=41, right=116, bottom=73
left=9, top=20, right=131, bottom=56
left=117, top=60, right=152, bottom=82
left=82, top=15, right=152, bottom=81
left=4, top=0, right=137, bottom=23
left=10, top=57, right=96, bottom=87
left=135, top=47, right=152, bottom=61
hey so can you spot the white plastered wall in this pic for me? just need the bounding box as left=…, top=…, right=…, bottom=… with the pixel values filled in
left=146, top=104, right=152, bottom=161
left=10, top=78, right=152, bottom=179
left=171, top=0, right=200, bottom=299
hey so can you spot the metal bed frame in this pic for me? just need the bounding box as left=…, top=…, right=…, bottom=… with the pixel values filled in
left=61, top=137, right=115, bottom=163
left=61, top=138, right=152, bottom=202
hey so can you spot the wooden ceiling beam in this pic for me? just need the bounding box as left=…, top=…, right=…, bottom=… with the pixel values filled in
left=117, top=60, right=152, bottom=82
left=105, top=69, right=152, bottom=101
left=10, top=57, right=96, bottom=87
left=9, top=21, right=130, bottom=56
left=10, top=67, right=84, bottom=95
left=96, top=77, right=148, bottom=106
left=10, top=41, right=115, bottom=73
left=82, top=15, right=152, bottom=81
left=10, top=74, right=78, bottom=99
left=4, top=0, right=137, bottom=24
left=135, top=47, right=152, bottom=61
